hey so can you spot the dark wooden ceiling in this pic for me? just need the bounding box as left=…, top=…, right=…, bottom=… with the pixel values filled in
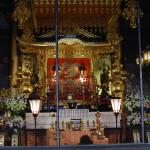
left=33, top=0, right=120, bottom=28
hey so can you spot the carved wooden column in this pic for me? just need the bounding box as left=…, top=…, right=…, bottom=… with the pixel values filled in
left=107, top=15, right=127, bottom=141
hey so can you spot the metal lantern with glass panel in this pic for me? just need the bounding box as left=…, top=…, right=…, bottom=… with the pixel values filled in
left=110, top=97, right=121, bottom=143
left=110, top=97, right=121, bottom=127
left=29, top=99, right=41, bottom=146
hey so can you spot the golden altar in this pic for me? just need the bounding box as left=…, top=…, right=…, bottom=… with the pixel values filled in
left=11, top=0, right=126, bottom=104
left=25, top=111, right=120, bottom=145
left=11, top=0, right=126, bottom=144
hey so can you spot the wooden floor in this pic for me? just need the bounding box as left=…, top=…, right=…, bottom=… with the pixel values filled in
left=0, top=144, right=150, bottom=150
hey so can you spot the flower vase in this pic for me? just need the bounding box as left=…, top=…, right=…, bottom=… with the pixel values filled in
left=146, top=131, right=150, bottom=143
left=0, top=132, right=5, bottom=146
left=133, top=129, right=140, bottom=143
left=11, top=128, right=18, bottom=146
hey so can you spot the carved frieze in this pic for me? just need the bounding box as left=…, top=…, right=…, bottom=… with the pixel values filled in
left=12, top=0, right=34, bottom=43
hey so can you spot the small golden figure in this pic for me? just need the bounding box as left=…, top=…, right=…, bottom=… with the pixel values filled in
left=70, top=121, right=73, bottom=130
left=92, top=120, right=95, bottom=128
left=95, top=111, right=102, bottom=136
left=80, top=120, right=84, bottom=130
left=65, top=122, right=68, bottom=130
left=50, top=122, right=55, bottom=130
left=68, top=121, right=72, bottom=130
left=49, top=112, right=55, bottom=130
left=86, top=120, right=89, bottom=128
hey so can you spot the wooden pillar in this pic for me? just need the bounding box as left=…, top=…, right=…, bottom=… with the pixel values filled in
left=10, top=22, right=18, bottom=95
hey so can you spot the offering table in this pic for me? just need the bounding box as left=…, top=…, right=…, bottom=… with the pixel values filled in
left=49, top=129, right=109, bottom=145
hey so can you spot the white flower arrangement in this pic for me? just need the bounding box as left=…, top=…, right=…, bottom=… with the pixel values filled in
left=124, top=74, right=150, bottom=128
left=124, top=88, right=141, bottom=128
left=5, top=116, right=25, bottom=129
left=125, top=92, right=139, bottom=111
left=5, top=94, right=27, bottom=115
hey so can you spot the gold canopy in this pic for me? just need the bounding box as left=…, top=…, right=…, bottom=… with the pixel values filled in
left=11, top=0, right=126, bottom=100
left=33, top=0, right=120, bottom=28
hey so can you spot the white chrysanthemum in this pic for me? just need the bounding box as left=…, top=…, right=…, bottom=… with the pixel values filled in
left=5, top=116, right=25, bottom=128
left=5, top=94, right=27, bottom=114
left=124, top=76, right=150, bottom=127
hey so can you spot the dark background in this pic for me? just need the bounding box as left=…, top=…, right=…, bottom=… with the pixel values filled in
left=0, top=0, right=150, bottom=88
left=120, top=1, right=150, bottom=65
left=0, top=0, right=13, bottom=87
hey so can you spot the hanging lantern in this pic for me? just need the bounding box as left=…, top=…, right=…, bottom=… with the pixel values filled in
left=136, top=45, right=150, bottom=66
left=79, top=63, right=87, bottom=83
left=52, top=64, right=56, bottom=76
left=79, top=63, right=87, bottom=76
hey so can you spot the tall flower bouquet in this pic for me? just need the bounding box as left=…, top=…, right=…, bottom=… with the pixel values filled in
left=0, top=89, right=27, bottom=131
left=124, top=74, right=150, bottom=129
left=125, top=88, right=141, bottom=128
left=5, top=93, right=27, bottom=131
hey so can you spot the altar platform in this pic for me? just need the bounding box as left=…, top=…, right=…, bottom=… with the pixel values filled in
left=24, top=110, right=121, bottom=146
left=1, top=144, right=150, bottom=150
left=25, top=129, right=109, bottom=146
left=25, top=110, right=121, bottom=129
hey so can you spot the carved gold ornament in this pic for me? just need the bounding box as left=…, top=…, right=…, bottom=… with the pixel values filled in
left=122, top=0, right=143, bottom=29
left=12, top=0, right=31, bottom=29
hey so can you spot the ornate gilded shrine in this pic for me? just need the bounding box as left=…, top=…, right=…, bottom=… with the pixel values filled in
left=11, top=0, right=126, bottom=107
